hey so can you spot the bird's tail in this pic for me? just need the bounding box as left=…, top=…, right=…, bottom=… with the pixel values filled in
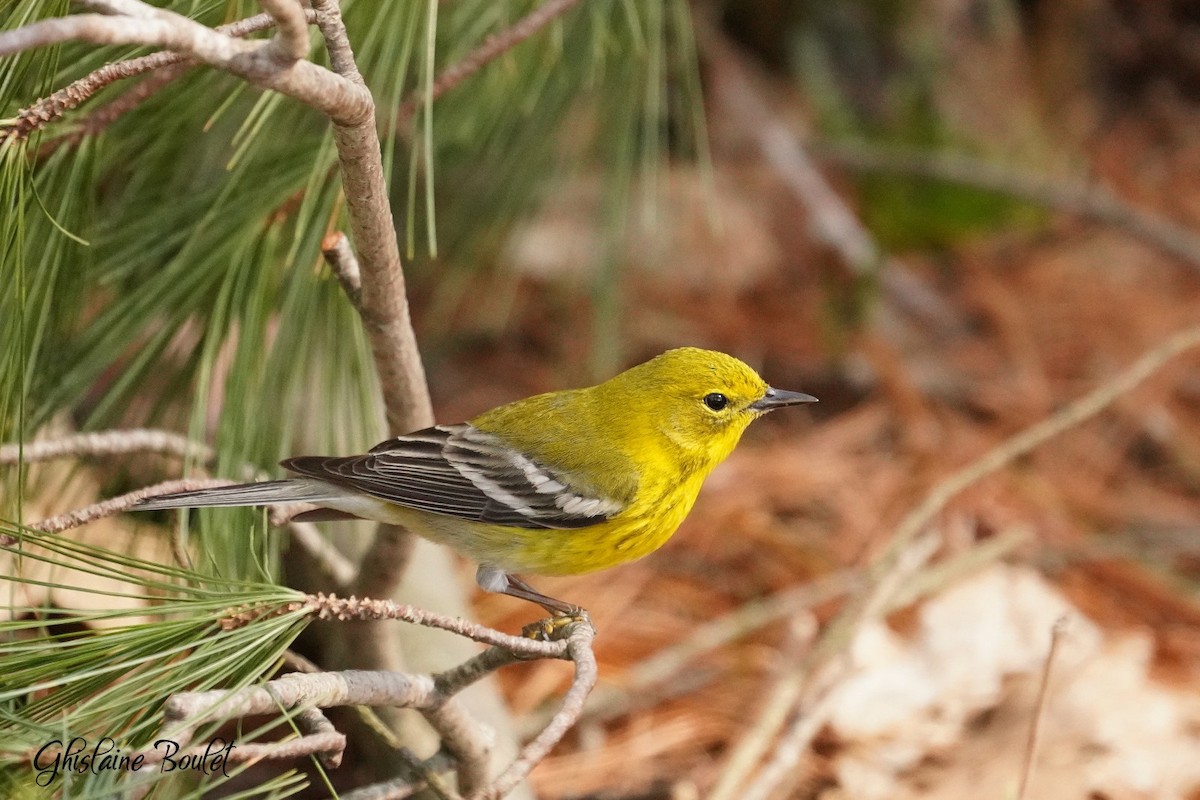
left=135, top=478, right=344, bottom=512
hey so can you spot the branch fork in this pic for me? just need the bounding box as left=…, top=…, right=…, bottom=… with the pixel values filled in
left=152, top=597, right=597, bottom=799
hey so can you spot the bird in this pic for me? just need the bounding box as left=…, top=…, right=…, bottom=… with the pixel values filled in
left=135, top=347, right=816, bottom=617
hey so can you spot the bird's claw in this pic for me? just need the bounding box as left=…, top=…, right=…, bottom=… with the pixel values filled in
left=522, top=610, right=594, bottom=641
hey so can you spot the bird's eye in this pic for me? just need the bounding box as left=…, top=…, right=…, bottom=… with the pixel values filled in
left=703, top=393, right=729, bottom=411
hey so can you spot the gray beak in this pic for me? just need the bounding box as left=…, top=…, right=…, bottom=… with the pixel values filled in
left=750, top=386, right=819, bottom=412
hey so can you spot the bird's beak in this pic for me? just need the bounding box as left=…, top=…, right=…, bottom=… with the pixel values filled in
left=750, top=386, right=818, bottom=412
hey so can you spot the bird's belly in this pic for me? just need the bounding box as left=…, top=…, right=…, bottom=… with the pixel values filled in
left=359, top=503, right=686, bottom=577
left=337, top=478, right=701, bottom=577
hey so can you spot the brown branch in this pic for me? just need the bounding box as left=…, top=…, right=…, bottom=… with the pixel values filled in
left=0, top=4, right=371, bottom=126
left=309, top=0, right=432, bottom=435
left=815, top=142, right=1200, bottom=272
left=304, top=0, right=434, bottom=700
left=163, top=671, right=440, bottom=729
left=69, top=62, right=191, bottom=142
left=397, top=0, right=585, bottom=125
left=479, top=622, right=597, bottom=800
left=297, top=708, right=341, bottom=756
left=258, top=0, right=310, bottom=63
left=426, top=699, right=493, bottom=796
left=345, top=717, right=460, bottom=800
left=322, top=230, right=362, bottom=308
left=4, top=431, right=361, bottom=586
left=20, top=477, right=237, bottom=536
left=151, top=607, right=595, bottom=799
left=697, top=19, right=877, bottom=275
left=1016, top=617, right=1069, bottom=800
left=225, top=730, right=346, bottom=767
left=305, top=593, right=571, bottom=657
left=568, top=531, right=1026, bottom=739
left=21, top=6, right=319, bottom=147
left=67, top=11, right=318, bottom=144
left=878, top=324, right=1200, bottom=573
left=0, top=428, right=214, bottom=465
left=339, top=781, right=430, bottom=800
left=3, top=0, right=433, bottom=595
left=434, top=647, right=523, bottom=698
left=10, top=53, right=177, bottom=143
left=286, top=520, right=358, bottom=590
left=1, top=3, right=464, bottom=786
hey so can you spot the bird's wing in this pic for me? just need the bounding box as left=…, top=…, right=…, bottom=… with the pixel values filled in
left=281, top=424, right=625, bottom=530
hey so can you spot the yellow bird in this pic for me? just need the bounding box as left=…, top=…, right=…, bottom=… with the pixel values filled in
left=137, top=348, right=816, bottom=615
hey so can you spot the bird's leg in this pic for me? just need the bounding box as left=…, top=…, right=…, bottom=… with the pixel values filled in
left=475, top=565, right=592, bottom=640
left=502, top=574, right=580, bottom=616
left=505, top=575, right=594, bottom=640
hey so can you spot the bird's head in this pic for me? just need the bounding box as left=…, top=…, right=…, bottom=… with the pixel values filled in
left=611, top=347, right=817, bottom=468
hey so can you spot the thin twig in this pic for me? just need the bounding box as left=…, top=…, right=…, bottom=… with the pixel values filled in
left=68, top=62, right=192, bottom=142
left=348, top=710, right=459, bottom=799
left=574, top=531, right=1029, bottom=732
left=1016, top=616, right=1069, bottom=800
left=338, top=777, right=431, bottom=800
left=697, top=21, right=876, bottom=274
left=22, top=478, right=237, bottom=536
left=0, top=4, right=371, bottom=125
left=163, top=671, right=437, bottom=727
left=309, top=0, right=432, bottom=434
left=397, top=0, right=585, bottom=124
left=4, top=427, right=357, bottom=587
left=305, top=593, right=571, bottom=657
left=0, top=428, right=214, bottom=465
left=816, top=142, right=1200, bottom=272
left=154, top=604, right=596, bottom=799
left=434, top=648, right=523, bottom=698
left=885, top=526, right=1032, bottom=611
left=322, top=231, right=362, bottom=308
left=282, top=649, right=323, bottom=674
left=287, top=520, right=358, bottom=590
left=258, top=0, right=310, bottom=63
left=156, top=670, right=441, bottom=778
left=425, top=699, right=494, bottom=796
left=226, top=730, right=346, bottom=767
left=4, top=432, right=362, bottom=581
left=295, top=707, right=343, bottom=769
left=347, top=524, right=416, bottom=599
left=20, top=10, right=319, bottom=147
left=479, top=622, right=597, bottom=800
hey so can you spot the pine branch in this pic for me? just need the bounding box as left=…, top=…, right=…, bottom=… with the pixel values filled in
left=153, top=599, right=596, bottom=799
left=0, top=428, right=214, bottom=464
left=0, top=3, right=371, bottom=124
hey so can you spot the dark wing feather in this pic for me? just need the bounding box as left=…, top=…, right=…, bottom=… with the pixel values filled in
left=281, top=424, right=623, bottom=529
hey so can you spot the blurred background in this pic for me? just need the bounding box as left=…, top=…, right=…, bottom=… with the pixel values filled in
left=3, top=0, right=1200, bottom=797
left=454, top=3, right=1200, bottom=797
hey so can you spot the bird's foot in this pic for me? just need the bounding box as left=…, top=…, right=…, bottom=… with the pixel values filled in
left=522, top=609, right=594, bottom=641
